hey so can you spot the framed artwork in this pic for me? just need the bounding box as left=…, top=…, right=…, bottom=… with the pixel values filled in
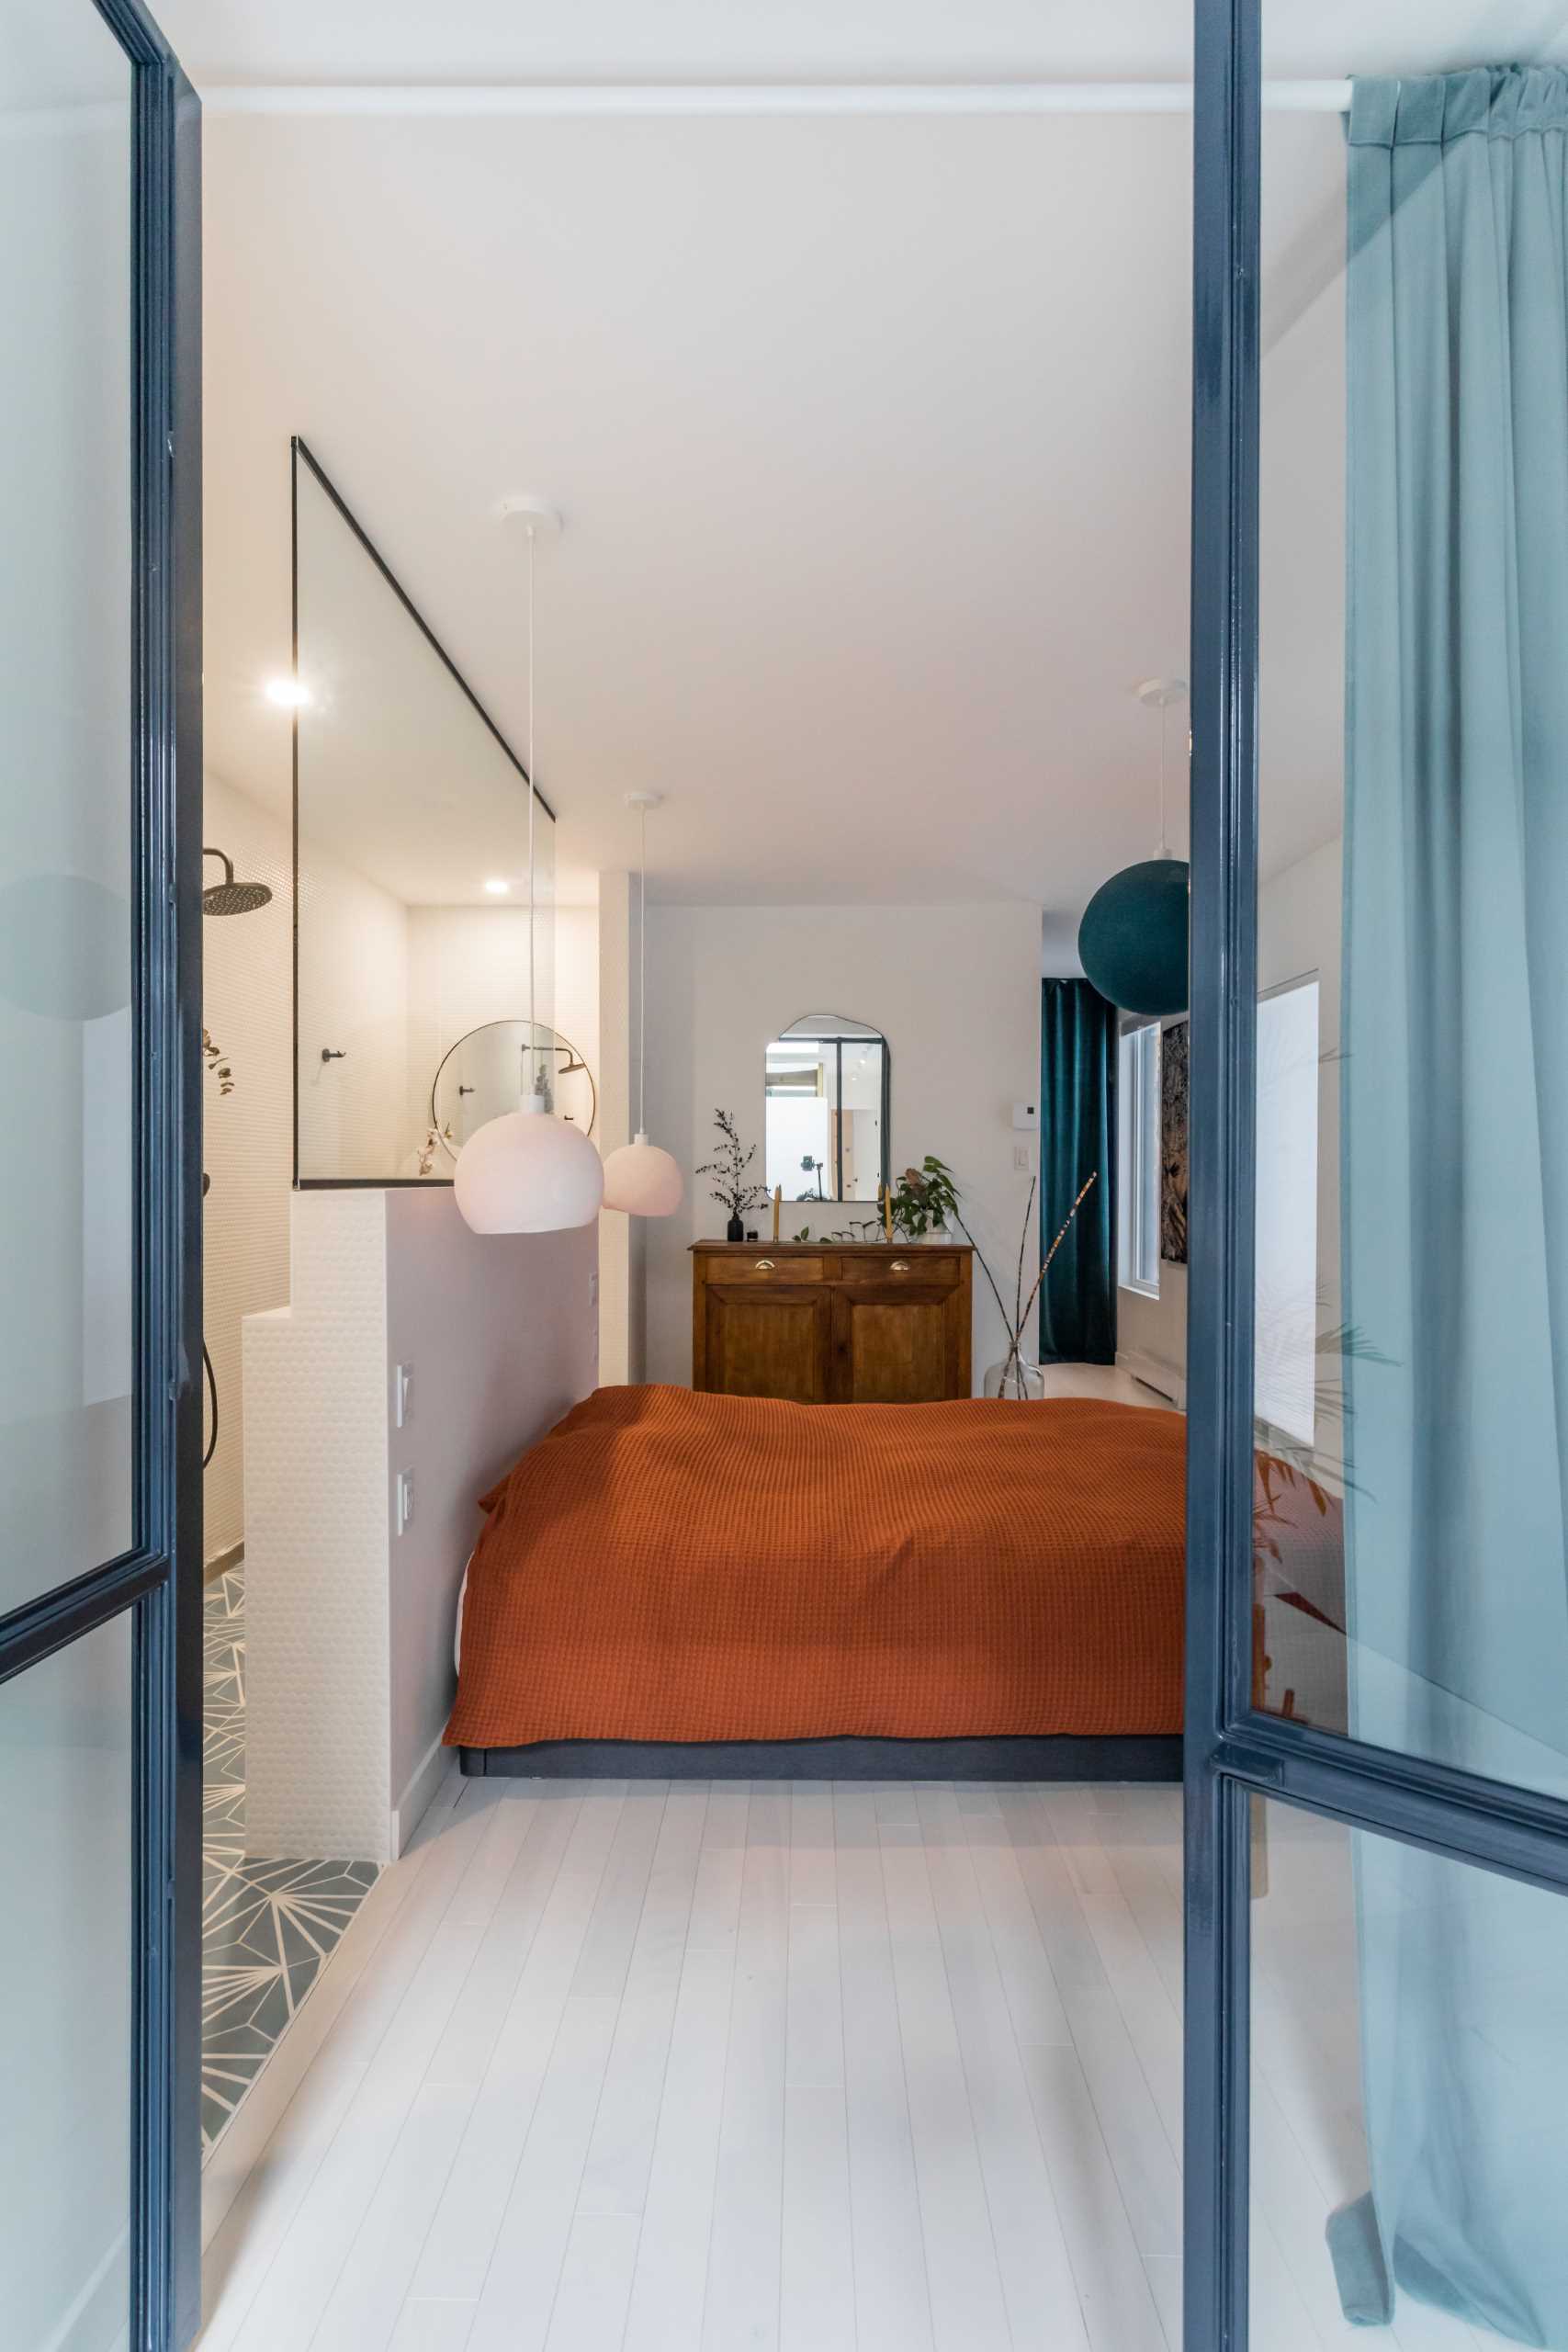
left=1160, top=1016, right=1189, bottom=1264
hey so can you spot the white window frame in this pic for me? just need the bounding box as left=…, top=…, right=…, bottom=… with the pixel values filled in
left=1118, top=1018, right=1162, bottom=1298
left=1253, top=971, right=1321, bottom=1452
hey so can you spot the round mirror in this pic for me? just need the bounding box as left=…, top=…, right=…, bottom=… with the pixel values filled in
left=431, top=1021, right=597, bottom=1162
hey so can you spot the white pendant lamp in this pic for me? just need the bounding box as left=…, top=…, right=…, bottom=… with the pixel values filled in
left=456, top=500, right=605, bottom=1236
left=602, top=791, right=683, bottom=1217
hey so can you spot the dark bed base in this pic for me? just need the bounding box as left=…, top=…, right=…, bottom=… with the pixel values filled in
left=457, top=1734, right=1182, bottom=1783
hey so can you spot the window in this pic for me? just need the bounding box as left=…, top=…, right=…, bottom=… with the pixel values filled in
left=1254, top=975, right=1319, bottom=1447
left=1118, top=1020, right=1161, bottom=1295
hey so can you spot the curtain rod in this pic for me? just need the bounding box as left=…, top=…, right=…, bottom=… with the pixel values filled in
left=203, top=81, right=1354, bottom=119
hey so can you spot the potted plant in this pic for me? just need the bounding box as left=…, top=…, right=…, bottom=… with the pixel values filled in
left=696, top=1108, right=767, bottom=1240
left=889, top=1155, right=961, bottom=1243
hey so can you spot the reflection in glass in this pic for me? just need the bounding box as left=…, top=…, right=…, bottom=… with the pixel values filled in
left=293, top=445, right=556, bottom=1182
left=431, top=1019, right=596, bottom=1159
left=763, top=1012, right=888, bottom=1204
left=0, top=1612, right=133, bottom=2349
left=1255, top=49, right=1568, bottom=1797
left=1251, top=1798, right=1568, bottom=2346
left=0, top=2, right=134, bottom=1605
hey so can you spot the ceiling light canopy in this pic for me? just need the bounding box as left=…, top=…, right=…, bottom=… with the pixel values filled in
left=483, top=876, right=510, bottom=895
left=456, top=498, right=603, bottom=1236
left=265, top=676, right=310, bottom=707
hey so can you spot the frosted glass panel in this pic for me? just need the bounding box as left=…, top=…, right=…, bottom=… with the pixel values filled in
left=293, top=447, right=557, bottom=1182
left=0, top=0, right=134, bottom=1608
left=1251, top=1798, right=1568, bottom=2347
left=0, top=1611, right=133, bottom=2351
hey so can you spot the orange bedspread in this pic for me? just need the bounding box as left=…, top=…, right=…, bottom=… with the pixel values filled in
left=445, top=1384, right=1186, bottom=1750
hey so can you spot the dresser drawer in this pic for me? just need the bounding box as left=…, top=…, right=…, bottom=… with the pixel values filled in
left=836, top=1250, right=963, bottom=1290
left=724, top=1253, right=826, bottom=1283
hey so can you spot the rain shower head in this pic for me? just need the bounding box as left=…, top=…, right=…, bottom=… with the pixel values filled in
left=202, top=847, right=273, bottom=917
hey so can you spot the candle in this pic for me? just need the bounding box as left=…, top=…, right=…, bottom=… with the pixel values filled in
left=773, top=1184, right=782, bottom=1243
left=883, top=1185, right=893, bottom=1242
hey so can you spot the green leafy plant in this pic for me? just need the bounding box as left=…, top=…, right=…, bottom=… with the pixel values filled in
left=792, top=1225, right=813, bottom=1244
left=889, top=1155, right=960, bottom=1238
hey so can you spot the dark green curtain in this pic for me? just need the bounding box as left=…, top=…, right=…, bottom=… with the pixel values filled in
left=1038, top=979, right=1117, bottom=1364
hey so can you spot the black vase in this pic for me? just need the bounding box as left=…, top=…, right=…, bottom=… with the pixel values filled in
left=726, top=1214, right=745, bottom=1242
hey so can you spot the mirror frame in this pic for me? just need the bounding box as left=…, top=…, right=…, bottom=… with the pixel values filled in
left=429, top=1019, right=597, bottom=1162
left=764, top=1012, right=892, bottom=1205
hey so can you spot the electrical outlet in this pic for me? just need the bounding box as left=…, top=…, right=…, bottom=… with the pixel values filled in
left=394, top=1363, right=412, bottom=1427
left=1013, top=1143, right=1032, bottom=1173
left=396, top=1471, right=414, bottom=1535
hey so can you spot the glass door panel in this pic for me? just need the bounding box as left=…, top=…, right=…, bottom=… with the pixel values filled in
left=0, top=0, right=135, bottom=1611
left=1253, top=10, right=1568, bottom=1803
left=0, top=1614, right=133, bottom=2352
left=1250, top=1796, right=1568, bottom=2346
left=0, top=0, right=200, bottom=2345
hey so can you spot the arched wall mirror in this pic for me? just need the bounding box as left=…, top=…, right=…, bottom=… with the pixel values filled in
left=763, top=1012, right=889, bottom=1204
left=430, top=1019, right=596, bottom=1164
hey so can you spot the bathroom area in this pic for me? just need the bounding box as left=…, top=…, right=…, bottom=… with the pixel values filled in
left=198, top=440, right=604, bottom=2159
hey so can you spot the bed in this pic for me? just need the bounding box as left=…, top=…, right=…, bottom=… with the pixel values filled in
left=445, top=1383, right=1187, bottom=1781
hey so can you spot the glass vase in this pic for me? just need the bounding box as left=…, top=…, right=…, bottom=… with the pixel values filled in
left=984, top=1354, right=1046, bottom=1402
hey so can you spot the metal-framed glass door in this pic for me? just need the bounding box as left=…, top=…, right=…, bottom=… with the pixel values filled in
left=1188, top=3, right=1568, bottom=2347
left=0, top=0, right=201, bottom=2345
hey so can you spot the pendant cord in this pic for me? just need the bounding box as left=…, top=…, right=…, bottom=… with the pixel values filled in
left=526, top=525, right=536, bottom=1097
left=637, top=800, right=648, bottom=1136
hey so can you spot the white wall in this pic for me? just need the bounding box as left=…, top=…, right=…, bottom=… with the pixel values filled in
left=642, top=902, right=1043, bottom=1391
left=201, top=774, right=292, bottom=1562
left=384, top=1189, right=598, bottom=1836
left=596, top=871, right=644, bottom=1385
left=296, top=840, right=410, bottom=1182
left=245, top=1187, right=597, bottom=1860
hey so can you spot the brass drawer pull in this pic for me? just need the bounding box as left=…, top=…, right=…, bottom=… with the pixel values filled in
left=754, top=1258, right=776, bottom=1271
left=890, top=1260, right=910, bottom=1272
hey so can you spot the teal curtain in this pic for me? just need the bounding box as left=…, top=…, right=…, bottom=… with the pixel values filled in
left=1038, top=979, right=1115, bottom=1364
left=1337, top=67, right=1568, bottom=2340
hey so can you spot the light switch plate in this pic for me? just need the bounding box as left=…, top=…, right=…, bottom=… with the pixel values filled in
left=1013, top=1143, right=1032, bottom=1172
left=394, top=1363, right=412, bottom=1427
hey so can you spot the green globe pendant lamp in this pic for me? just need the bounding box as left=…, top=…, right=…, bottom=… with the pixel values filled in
left=1077, top=677, right=1189, bottom=1016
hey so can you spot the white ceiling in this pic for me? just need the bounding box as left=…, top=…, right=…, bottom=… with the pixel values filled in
left=177, top=1, right=1568, bottom=924
left=159, top=0, right=1568, bottom=91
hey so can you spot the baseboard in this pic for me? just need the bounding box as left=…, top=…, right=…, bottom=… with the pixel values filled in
left=462, top=1733, right=1183, bottom=1783
left=389, top=1731, right=449, bottom=1855
left=204, top=1539, right=244, bottom=1584
left=1115, top=1348, right=1185, bottom=1409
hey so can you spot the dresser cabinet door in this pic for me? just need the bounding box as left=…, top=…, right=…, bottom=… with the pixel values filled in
left=830, top=1281, right=963, bottom=1403
left=697, top=1283, right=833, bottom=1404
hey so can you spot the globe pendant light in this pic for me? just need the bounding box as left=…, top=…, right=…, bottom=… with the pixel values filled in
left=1077, top=677, right=1190, bottom=1016
left=602, top=791, right=683, bottom=1217
left=456, top=501, right=604, bottom=1236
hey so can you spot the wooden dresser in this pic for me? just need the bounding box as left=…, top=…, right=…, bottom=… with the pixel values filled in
left=691, top=1241, right=973, bottom=1405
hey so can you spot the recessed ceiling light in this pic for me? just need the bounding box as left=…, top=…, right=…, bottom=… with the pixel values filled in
left=483, top=877, right=510, bottom=896
left=265, top=677, right=310, bottom=708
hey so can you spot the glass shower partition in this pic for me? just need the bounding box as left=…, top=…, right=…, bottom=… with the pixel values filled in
left=291, top=440, right=558, bottom=1186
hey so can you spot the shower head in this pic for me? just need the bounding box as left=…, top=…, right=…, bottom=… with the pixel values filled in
left=202, top=848, right=273, bottom=917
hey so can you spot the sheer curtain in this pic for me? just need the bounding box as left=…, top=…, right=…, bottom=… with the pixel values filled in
left=1337, top=66, right=1568, bottom=2338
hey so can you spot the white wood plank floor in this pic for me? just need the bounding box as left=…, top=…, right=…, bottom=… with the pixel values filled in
left=197, top=1771, right=1388, bottom=2352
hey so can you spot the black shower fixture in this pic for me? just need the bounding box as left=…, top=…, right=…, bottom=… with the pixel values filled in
left=202, top=846, right=273, bottom=916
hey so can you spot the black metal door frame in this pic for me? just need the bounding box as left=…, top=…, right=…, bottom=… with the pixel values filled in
left=0, top=3, right=202, bottom=2343
left=1184, top=5, right=1568, bottom=2346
